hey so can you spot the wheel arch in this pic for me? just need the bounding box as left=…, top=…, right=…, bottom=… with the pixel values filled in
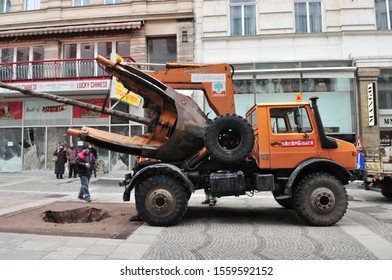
left=287, top=158, right=352, bottom=191
left=123, top=163, right=194, bottom=201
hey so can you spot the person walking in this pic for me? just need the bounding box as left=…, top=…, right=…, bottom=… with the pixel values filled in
left=88, top=143, right=98, bottom=178
left=75, top=143, right=96, bottom=202
left=53, top=143, right=67, bottom=179
left=66, top=142, right=77, bottom=178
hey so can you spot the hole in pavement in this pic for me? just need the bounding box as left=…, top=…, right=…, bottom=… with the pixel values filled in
left=42, top=207, right=111, bottom=224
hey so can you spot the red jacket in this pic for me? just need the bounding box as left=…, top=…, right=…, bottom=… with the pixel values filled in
left=75, top=152, right=95, bottom=176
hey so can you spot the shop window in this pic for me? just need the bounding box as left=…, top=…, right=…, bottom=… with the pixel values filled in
left=380, top=131, right=392, bottom=146
left=24, top=0, right=40, bottom=10
left=110, top=100, right=129, bottom=124
left=378, top=70, right=392, bottom=110
left=46, top=127, right=70, bottom=171
left=130, top=125, right=143, bottom=170
left=23, top=127, right=45, bottom=170
left=73, top=0, right=90, bottom=6
left=104, top=0, right=122, bottom=4
left=294, top=1, right=322, bottom=33
left=375, top=0, right=392, bottom=30
left=0, top=0, right=11, bottom=13
left=110, top=126, right=129, bottom=171
left=0, top=128, right=22, bottom=172
left=147, top=37, right=177, bottom=70
left=229, top=0, right=257, bottom=36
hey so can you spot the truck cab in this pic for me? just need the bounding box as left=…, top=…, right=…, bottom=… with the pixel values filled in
left=246, top=95, right=357, bottom=172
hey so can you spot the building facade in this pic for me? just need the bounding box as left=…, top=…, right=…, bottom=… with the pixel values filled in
left=1, top=0, right=392, bottom=173
left=0, top=0, right=195, bottom=172
left=194, top=0, right=392, bottom=149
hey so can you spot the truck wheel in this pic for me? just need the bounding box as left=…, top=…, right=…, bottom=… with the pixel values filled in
left=272, top=192, right=294, bottom=209
left=204, top=114, right=254, bottom=164
left=381, top=188, right=392, bottom=198
left=135, top=175, right=188, bottom=226
left=293, top=172, right=348, bottom=226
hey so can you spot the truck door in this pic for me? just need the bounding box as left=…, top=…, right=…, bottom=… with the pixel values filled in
left=268, top=106, right=318, bottom=169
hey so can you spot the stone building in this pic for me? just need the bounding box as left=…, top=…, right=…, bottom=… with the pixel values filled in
left=1, top=0, right=392, bottom=173
left=0, top=0, right=194, bottom=172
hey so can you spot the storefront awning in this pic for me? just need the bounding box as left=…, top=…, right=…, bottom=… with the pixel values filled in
left=0, top=21, right=144, bottom=38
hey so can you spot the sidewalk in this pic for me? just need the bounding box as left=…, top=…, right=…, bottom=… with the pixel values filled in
left=1, top=171, right=392, bottom=260
left=0, top=170, right=166, bottom=260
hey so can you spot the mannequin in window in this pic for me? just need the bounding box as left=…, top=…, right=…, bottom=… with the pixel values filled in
left=307, top=79, right=315, bottom=92
left=266, top=79, right=275, bottom=93
left=275, top=79, right=284, bottom=93
left=255, top=80, right=267, bottom=93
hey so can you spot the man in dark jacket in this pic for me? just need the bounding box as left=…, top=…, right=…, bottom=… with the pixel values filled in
left=75, top=143, right=95, bottom=202
left=66, top=142, right=77, bottom=178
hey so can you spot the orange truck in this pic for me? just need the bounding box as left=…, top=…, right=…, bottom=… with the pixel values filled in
left=0, top=56, right=357, bottom=227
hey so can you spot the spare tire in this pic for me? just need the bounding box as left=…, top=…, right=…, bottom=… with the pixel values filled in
left=204, top=114, right=254, bottom=164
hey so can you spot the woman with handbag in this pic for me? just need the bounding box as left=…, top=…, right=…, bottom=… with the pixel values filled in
left=53, top=143, right=67, bottom=179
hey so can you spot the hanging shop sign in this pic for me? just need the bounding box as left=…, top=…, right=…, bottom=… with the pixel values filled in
left=110, top=53, right=141, bottom=107
left=367, top=83, right=377, bottom=127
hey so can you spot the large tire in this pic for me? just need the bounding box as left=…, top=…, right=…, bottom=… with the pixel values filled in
left=293, top=172, right=348, bottom=226
left=381, top=188, right=392, bottom=198
left=378, top=178, right=392, bottom=198
left=135, top=175, right=188, bottom=226
left=204, top=114, right=254, bottom=164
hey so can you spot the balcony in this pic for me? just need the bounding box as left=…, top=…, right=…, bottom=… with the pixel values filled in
left=0, top=58, right=120, bottom=83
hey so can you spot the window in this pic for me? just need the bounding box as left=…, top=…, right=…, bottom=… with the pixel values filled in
left=270, top=107, right=312, bottom=134
left=229, top=0, right=257, bottom=36
left=378, top=70, right=392, bottom=110
left=24, top=0, right=40, bottom=10
left=0, top=0, right=11, bottom=13
left=0, top=46, right=44, bottom=80
left=62, top=40, right=130, bottom=77
left=147, top=37, right=177, bottom=70
left=104, top=0, right=122, bottom=4
left=295, top=1, right=322, bottom=33
left=375, top=0, right=392, bottom=30
left=73, top=0, right=90, bottom=6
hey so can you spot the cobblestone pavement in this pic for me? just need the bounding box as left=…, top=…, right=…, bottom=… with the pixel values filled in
left=0, top=171, right=392, bottom=260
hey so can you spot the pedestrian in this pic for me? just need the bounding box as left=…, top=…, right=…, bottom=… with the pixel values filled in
left=75, top=143, right=96, bottom=202
left=53, top=143, right=67, bottom=179
left=88, top=143, right=98, bottom=178
left=66, top=142, right=77, bottom=178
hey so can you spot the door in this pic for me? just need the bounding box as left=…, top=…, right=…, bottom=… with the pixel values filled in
left=268, top=106, right=318, bottom=169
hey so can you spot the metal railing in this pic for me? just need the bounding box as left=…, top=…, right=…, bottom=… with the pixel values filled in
left=0, top=58, right=117, bottom=82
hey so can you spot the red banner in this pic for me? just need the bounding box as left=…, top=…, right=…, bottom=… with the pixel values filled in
left=0, top=101, right=23, bottom=120
left=72, top=99, right=109, bottom=119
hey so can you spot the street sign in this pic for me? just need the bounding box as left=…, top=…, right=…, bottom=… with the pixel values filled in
left=355, top=135, right=364, bottom=152
left=356, top=152, right=365, bottom=170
